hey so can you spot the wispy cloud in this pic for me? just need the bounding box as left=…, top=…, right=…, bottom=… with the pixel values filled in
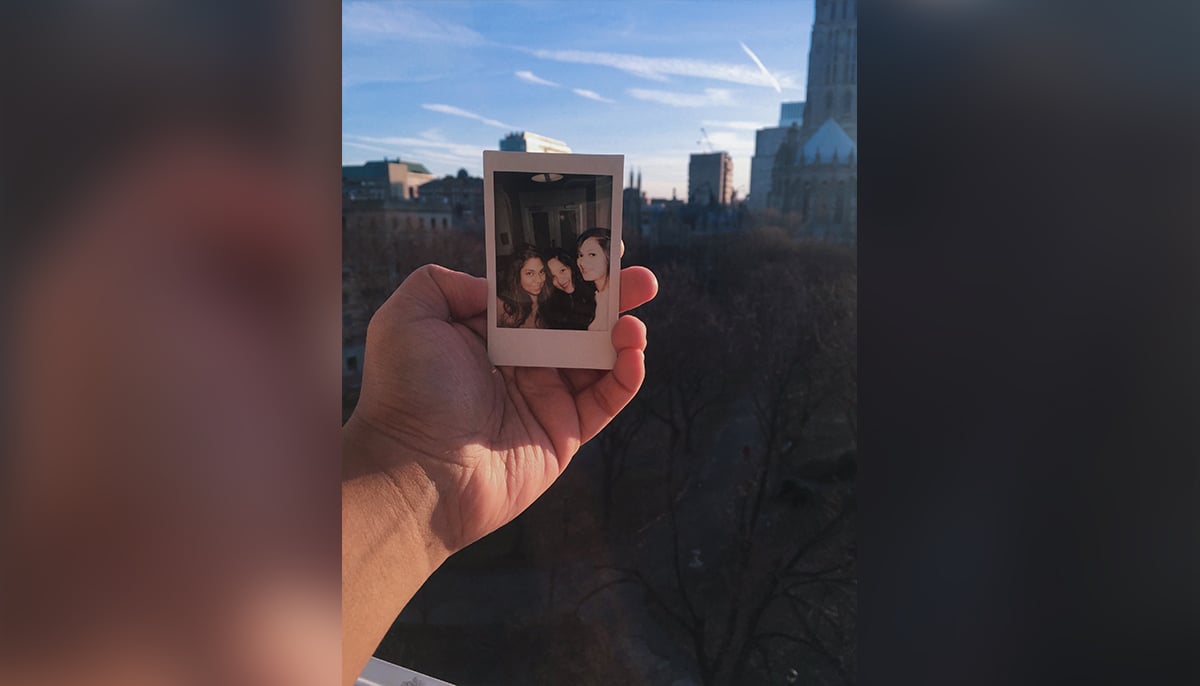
left=343, top=140, right=403, bottom=156
left=628, top=87, right=734, bottom=108
left=515, top=70, right=560, bottom=87
left=528, top=48, right=797, bottom=89
left=515, top=70, right=613, bottom=103
left=343, top=133, right=485, bottom=170
left=342, top=2, right=483, bottom=45
left=573, top=88, right=615, bottom=104
left=421, top=104, right=515, bottom=130
left=738, top=41, right=782, bottom=93
left=703, top=120, right=770, bottom=131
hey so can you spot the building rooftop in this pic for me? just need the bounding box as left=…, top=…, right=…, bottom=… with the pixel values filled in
left=499, top=131, right=571, bottom=153
left=342, top=159, right=432, bottom=178
left=802, top=118, right=856, bottom=163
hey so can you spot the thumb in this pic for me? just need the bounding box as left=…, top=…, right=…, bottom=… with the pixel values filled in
left=391, top=264, right=487, bottom=323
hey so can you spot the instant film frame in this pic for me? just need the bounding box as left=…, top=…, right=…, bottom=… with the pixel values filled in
left=485, top=151, right=623, bottom=369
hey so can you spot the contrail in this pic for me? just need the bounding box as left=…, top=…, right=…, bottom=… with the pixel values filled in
left=739, top=41, right=782, bottom=93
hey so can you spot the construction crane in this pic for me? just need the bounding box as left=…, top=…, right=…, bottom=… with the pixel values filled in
left=697, top=127, right=714, bottom=153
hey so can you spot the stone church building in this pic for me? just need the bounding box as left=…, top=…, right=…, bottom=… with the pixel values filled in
left=766, top=0, right=857, bottom=240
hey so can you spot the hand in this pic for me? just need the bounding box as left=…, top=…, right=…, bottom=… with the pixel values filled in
left=346, top=263, right=658, bottom=551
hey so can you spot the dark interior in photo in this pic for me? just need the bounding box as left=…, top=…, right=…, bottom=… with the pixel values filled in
left=493, top=171, right=613, bottom=259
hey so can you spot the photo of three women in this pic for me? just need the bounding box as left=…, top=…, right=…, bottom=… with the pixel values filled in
left=497, top=228, right=612, bottom=331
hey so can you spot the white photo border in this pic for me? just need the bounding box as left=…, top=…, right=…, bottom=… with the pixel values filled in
left=484, top=150, right=624, bottom=369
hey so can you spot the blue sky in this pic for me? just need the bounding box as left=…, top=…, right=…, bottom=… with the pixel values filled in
left=343, top=0, right=813, bottom=200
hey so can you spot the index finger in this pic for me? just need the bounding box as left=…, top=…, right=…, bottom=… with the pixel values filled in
left=619, top=266, right=658, bottom=312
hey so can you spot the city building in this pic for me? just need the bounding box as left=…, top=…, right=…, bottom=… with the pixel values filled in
left=499, top=131, right=572, bottom=154
left=766, top=0, right=857, bottom=240
left=642, top=196, right=685, bottom=245
left=748, top=102, right=804, bottom=211
left=802, top=0, right=856, bottom=140
left=342, top=158, right=434, bottom=203
left=779, top=101, right=805, bottom=127
left=769, top=119, right=856, bottom=237
left=687, top=151, right=734, bottom=206
left=417, top=169, right=485, bottom=226
left=622, top=168, right=646, bottom=239
left=342, top=202, right=454, bottom=236
left=340, top=198, right=453, bottom=399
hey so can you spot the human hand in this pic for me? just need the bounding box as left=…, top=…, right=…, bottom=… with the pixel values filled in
left=345, top=263, right=658, bottom=554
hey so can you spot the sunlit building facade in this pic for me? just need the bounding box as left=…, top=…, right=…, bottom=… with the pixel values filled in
left=499, top=131, right=572, bottom=154
left=342, top=158, right=434, bottom=202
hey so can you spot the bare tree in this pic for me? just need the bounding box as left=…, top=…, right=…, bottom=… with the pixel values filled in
left=582, top=232, right=858, bottom=685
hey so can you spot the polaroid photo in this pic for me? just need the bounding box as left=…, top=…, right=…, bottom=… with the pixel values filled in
left=484, top=151, right=623, bottom=369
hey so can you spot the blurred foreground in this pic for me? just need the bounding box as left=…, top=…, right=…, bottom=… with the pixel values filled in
left=2, top=3, right=340, bottom=685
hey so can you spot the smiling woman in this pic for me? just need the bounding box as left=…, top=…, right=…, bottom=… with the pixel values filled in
left=542, top=246, right=595, bottom=330
left=497, top=244, right=549, bottom=328
left=575, top=227, right=612, bottom=332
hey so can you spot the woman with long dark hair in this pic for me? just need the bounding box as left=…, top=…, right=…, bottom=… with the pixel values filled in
left=497, top=244, right=549, bottom=328
left=575, top=228, right=612, bottom=331
left=540, top=246, right=596, bottom=330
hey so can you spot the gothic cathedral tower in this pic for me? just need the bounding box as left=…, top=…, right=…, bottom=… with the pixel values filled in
left=804, top=0, right=857, bottom=141
left=766, top=0, right=858, bottom=239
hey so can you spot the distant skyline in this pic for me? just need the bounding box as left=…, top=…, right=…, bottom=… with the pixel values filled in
left=343, top=0, right=813, bottom=201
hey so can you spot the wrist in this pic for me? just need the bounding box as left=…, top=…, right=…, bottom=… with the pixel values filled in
left=342, top=415, right=453, bottom=584
left=342, top=415, right=455, bottom=685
